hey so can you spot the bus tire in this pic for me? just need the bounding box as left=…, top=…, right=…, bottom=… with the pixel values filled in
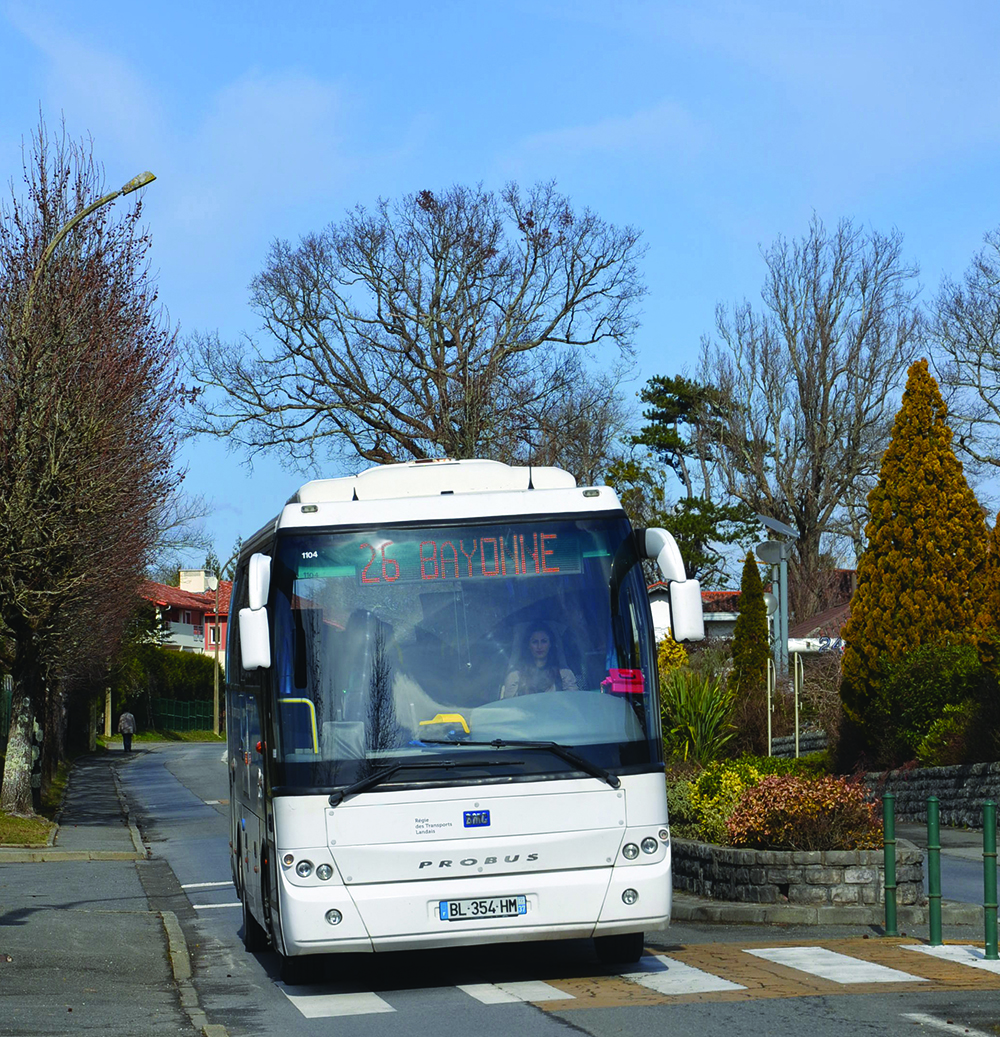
left=594, top=932, right=644, bottom=964
left=279, top=952, right=320, bottom=986
left=240, top=855, right=268, bottom=952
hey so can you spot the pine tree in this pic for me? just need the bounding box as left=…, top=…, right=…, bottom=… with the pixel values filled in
left=841, top=359, right=990, bottom=739
left=730, top=552, right=770, bottom=694
left=727, top=552, right=772, bottom=753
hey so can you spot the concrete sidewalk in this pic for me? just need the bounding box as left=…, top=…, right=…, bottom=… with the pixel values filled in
left=0, top=750, right=147, bottom=863
left=897, top=820, right=993, bottom=862
left=0, top=750, right=204, bottom=1036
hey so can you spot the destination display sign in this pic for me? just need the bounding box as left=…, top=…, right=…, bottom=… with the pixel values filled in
left=296, top=526, right=585, bottom=585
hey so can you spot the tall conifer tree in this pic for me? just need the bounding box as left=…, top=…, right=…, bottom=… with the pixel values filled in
left=730, top=552, right=770, bottom=693
left=841, top=359, right=989, bottom=735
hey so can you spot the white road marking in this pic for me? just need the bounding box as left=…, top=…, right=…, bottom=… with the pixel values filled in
left=621, top=954, right=745, bottom=995
left=458, top=980, right=575, bottom=1004
left=182, top=881, right=232, bottom=889
left=220, top=749, right=228, bottom=763
left=279, top=988, right=395, bottom=1018
left=745, top=946, right=926, bottom=984
left=902, top=1013, right=996, bottom=1036
left=204, top=799, right=222, bottom=805
left=902, top=944, right=1000, bottom=974
left=192, top=902, right=242, bottom=910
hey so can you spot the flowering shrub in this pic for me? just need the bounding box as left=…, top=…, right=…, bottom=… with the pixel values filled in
left=666, top=755, right=837, bottom=845
left=657, top=635, right=688, bottom=676
left=666, top=758, right=764, bottom=843
left=725, top=775, right=881, bottom=851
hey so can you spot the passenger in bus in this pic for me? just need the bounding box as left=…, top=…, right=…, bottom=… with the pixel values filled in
left=501, top=622, right=578, bottom=698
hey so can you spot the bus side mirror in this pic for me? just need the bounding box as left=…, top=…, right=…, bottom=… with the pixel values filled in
left=239, top=606, right=271, bottom=670
left=668, top=580, right=705, bottom=642
left=642, top=528, right=705, bottom=642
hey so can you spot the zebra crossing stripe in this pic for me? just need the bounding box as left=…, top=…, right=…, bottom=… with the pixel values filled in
left=279, top=987, right=396, bottom=1018
left=459, top=980, right=575, bottom=1003
left=902, top=945, right=1000, bottom=974
left=745, top=946, right=926, bottom=984
left=621, top=954, right=745, bottom=994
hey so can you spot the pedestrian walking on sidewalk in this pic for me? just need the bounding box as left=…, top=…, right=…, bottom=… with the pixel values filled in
left=118, top=709, right=136, bottom=752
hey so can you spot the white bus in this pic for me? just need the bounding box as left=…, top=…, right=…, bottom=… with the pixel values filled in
left=227, top=459, right=703, bottom=982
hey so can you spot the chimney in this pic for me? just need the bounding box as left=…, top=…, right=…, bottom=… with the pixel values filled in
left=179, top=569, right=209, bottom=593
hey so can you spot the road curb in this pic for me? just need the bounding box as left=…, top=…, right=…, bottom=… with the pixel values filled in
left=160, top=910, right=229, bottom=1037
left=111, top=764, right=150, bottom=857
left=0, top=847, right=146, bottom=862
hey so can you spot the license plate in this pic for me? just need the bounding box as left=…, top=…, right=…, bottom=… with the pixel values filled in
left=439, top=895, right=527, bottom=922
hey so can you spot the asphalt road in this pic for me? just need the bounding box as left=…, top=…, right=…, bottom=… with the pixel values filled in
left=94, top=744, right=1000, bottom=1037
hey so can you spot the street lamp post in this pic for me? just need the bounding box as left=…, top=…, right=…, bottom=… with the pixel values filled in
left=21, top=170, right=156, bottom=332
left=207, top=549, right=240, bottom=736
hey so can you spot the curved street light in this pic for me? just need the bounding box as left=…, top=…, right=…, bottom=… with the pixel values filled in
left=21, top=170, right=156, bottom=332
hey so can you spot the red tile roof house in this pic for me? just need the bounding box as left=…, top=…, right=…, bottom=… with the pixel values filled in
left=649, top=571, right=854, bottom=652
left=141, top=569, right=232, bottom=671
left=648, top=582, right=743, bottom=642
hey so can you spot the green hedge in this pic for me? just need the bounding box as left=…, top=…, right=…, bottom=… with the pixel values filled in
left=114, top=643, right=217, bottom=704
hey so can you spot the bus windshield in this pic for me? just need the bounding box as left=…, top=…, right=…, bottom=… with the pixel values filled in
left=268, top=514, right=661, bottom=791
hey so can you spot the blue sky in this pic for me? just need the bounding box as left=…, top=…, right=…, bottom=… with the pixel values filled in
left=3, top=1, right=1000, bottom=575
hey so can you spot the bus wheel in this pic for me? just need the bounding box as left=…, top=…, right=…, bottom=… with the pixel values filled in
left=594, top=932, right=645, bottom=964
left=280, top=952, right=320, bottom=986
left=239, top=856, right=268, bottom=952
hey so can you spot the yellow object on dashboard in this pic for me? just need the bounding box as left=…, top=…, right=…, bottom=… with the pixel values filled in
left=418, top=713, right=470, bottom=734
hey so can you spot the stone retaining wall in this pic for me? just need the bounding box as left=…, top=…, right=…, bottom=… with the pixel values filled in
left=770, top=731, right=829, bottom=758
left=867, top=761, right=1000, bottom=828
left=672, top=837, right=923, bottom=906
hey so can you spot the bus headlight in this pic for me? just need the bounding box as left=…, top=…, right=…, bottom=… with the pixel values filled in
left=641, top=837, right=658, bottom=855
left=316, top=863, right=333, bottom=881
left=325, top=909, right=342, bottom=925
left=622, top=889, right=639, bottom=905
left=621, top=843, right=639, bottom=860
left=295, top=860, right=314, bottom=878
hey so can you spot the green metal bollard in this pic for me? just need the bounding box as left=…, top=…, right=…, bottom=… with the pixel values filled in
left=884, top=792, right=898, bottom=937
left=985, top=800, right=998, bottom=961
left=927, top=796, right=942, bottom=946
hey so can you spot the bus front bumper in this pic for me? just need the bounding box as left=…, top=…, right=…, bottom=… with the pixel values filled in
left=276, top=852, right=671, bottom=955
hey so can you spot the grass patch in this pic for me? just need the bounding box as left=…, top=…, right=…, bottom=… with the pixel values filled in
left=0, top=811, right=54, bottom=846
left=99, top=728, right=224, bottom=746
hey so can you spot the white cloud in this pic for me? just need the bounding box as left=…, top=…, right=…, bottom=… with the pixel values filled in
left=4, top=3, right=167, bottom=163
left=512, top=99, right=708, bottom=166
left=181, top=70, right=350, bottom=229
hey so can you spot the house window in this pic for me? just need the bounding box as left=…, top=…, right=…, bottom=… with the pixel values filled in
left=208, top=624, right=222, bottom=646
left=182, top=610, right=192, bottom=625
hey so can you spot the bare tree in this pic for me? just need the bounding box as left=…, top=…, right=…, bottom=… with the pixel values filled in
left=184, top=182, right=644, bottom=472
left=0, top=121, right=179, bottom=815
left=930, top=227, right=1000, bottom=476
left=698, top=216, right=920, bottom=619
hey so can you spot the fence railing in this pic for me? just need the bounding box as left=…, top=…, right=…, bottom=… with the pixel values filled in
left=148, top=697, right=213, bottom=733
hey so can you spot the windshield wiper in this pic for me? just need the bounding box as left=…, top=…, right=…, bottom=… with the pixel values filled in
left=418, top=738, right=621, bottom=790
left=328, top=757, right=524, bottom=807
